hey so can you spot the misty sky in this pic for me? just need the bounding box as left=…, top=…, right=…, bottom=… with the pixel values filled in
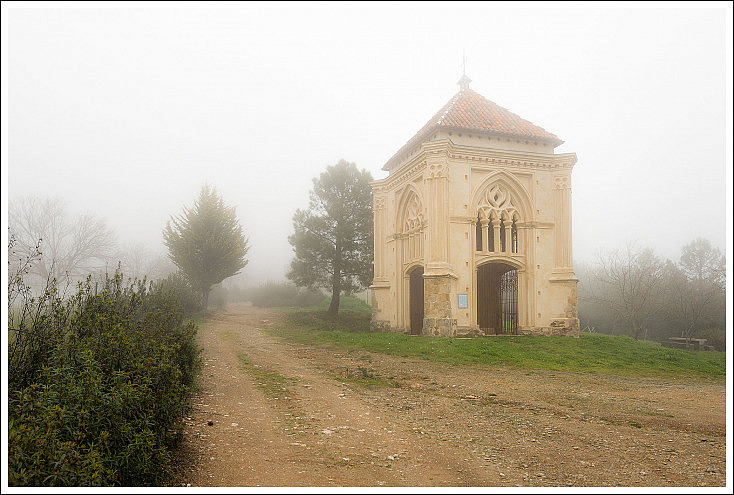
left=3, top=4, right=731, bottom=286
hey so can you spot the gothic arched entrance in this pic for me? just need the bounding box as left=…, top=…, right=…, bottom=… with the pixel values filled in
left=408, top=266, right=424, bottom=335
left=477, top=263, right=518, bottom=335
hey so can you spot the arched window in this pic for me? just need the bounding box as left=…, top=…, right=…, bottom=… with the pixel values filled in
left=400, top=191, right=424, bottom=262
left=476, top=183, right=523, bottom=255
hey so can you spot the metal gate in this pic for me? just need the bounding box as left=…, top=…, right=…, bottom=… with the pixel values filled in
left=477, top=263, right=518, bottom=335
left=499, top=269, right=518, bottom=334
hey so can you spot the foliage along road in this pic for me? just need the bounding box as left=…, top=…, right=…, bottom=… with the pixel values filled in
left=171, top=304, right=726, bottom=487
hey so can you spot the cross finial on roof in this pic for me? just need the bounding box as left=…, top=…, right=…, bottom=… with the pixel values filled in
left=457, top=73, right=472, bottom=90
left=458, top=49, right=471, bottom=90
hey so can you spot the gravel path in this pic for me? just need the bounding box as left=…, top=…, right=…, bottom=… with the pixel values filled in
left=171, top=304, right=726, bottom=487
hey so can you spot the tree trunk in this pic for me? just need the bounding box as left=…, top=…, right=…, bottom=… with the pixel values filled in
left=328, top=282, right=340, bottom=315
left=632, top=322, right=641, bottom=340
left=328, top=246, right=342, bottom=316
left=202, top=287, right=210, bottom=311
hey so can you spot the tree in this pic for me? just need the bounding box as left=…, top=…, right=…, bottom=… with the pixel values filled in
left=665, top=238, right=726, bottom=345
left=679, top=237, right=725, bottom=290
left=287, top=160, right=373, bottom=315
left=8, top=195, right=116, bottom=285
left=115, top=242, right=176, bottom=281
left=163, top=184, right=250, bottom=309
left=586, top=242, right=667, bottom=340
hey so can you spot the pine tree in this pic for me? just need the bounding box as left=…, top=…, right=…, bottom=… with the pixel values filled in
left=287, top=160, right=373, bottom=315
left=163, top=184, right=249, bottom=309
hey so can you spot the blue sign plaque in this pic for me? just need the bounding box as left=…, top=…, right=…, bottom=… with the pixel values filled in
left=458, top=293, right=468, bottom=309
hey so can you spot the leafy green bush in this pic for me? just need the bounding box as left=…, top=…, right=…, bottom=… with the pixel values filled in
left=154, top=271, right=202, bottom=316
left=246, top=281, right=325, bottom=308
left=8, top=267, right=201, bottom=486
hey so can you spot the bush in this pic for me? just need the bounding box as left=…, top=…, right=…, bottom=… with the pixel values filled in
left=208, top=283, right=228, bottom=310
left=8, top=266, right=201, bottom=486
left=154, top=271, right=202, bottom=316
left=246, top=282, right=325, bottom=308
left=696, top=327, right=726, bottom=352
left=315, top=295, right=371, bottom=313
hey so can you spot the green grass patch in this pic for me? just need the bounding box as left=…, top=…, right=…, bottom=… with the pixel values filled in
left=266, top=310, right=725, bottom=381
left=237, top=354, right=298, bottom=400
left=339, top=366, right=401, bottom=389
left=315, top=296, right=371, bottom=314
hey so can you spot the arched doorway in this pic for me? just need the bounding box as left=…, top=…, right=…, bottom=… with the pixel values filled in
left=408, top=266, right=424, bottom=335
left=477, top=263, right=518, bottom=335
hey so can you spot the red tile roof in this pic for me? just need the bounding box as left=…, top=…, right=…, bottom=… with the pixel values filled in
left=383, top=88, right=563, bottom=171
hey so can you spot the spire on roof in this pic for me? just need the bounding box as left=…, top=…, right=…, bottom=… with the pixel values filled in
left=457, top=73, right=472, bottom=90
left=458, top=49, right=471, bottom=90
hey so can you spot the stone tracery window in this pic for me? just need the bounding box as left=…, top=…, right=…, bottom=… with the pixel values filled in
left=401, top=191, right=424, bottom=261
left=475, top=184, right=521, bottom=254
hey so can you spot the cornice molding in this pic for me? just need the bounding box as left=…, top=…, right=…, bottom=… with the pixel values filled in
left=373, top=140, right=577, bottom=193
left=372, top=157, right=427, bottom=193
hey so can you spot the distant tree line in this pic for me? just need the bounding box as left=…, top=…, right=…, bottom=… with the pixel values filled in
left=577, top=238, right=726, bottom=351
left=8, top=195, right=175, bottom=289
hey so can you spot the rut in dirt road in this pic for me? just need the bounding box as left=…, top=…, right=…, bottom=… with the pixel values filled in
left=172, top=304, right=726, bottom=488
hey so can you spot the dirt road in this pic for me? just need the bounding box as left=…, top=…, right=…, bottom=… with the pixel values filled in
left=171, top=304, right=726, bottom=487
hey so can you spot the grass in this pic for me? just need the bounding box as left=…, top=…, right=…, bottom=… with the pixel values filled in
left=237, top=354, right=308, bottom=433
left=237, top=354, right=298, bottom=400
left=266, top=308, right=725, bottom=381
left=314, top=295, right=372, bottom=313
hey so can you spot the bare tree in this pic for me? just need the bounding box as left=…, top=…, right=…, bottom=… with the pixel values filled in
left=586, top=242, right=667, bottom=340
left=665, top=238, right=725, bottom=345
left=114, top=242, right=176, bottom=281
left=8, top=196, right=116, bottom=284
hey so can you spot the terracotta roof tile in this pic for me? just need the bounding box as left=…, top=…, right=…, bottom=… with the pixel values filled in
left=383, top=88, right=562, bottom=171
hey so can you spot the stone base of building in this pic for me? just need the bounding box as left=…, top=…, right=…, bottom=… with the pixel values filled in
left=370, top=318, right=580, bottom=338
left=518, top=318, right=580, bottom=337
left=370, top=319, right=392, bottom=332
left=456, top=326, right=483, bottom=337
left=422, top=317, right=457, bottom=337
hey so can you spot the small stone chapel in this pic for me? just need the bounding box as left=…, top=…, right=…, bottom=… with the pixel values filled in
left=370, top=75, right=579, bottom=337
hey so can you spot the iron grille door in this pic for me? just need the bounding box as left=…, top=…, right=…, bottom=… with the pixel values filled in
left=500, top=269, right=518, bottom=335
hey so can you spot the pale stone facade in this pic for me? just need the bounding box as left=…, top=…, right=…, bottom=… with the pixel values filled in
left=370, top=78, right=579, bottom=337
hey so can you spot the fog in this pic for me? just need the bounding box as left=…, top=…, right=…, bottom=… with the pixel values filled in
left=3, top=4, right=730, bottom=287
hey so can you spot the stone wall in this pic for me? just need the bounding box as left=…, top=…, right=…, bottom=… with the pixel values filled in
left=518, top=318, right=579, bottom=337
left=423, top=275, right=457, bottom=336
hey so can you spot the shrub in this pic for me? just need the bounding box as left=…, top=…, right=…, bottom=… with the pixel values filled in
left=246, top=282, right=325, bottom=308
left=8, top=264, right=201, bottom=486
left=315, top=295, right=371, bottom=313
left=154, top=271, right=202, bottom=316
left=208, top=283, right=228, bottom=310
left=696, top=327, right=726, bottom=352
